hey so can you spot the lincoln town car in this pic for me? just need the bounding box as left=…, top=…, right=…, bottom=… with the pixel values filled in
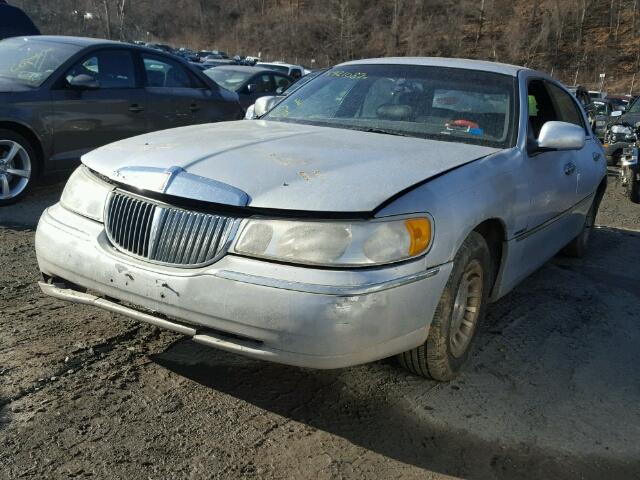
left=35, top=58, right=607, bottom=380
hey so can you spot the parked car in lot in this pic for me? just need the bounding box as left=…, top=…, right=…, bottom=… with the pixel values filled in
left=567, top=85, right=591, bottom=111
left=36, top=58, right=606, bottom=380
left=605, top=120, right=640, bottom=203
left=589, top=99, right=615, bottom=140
left=204, top=66, right=293, bottom=110
left=606, top=95, right=629, bottom=112
left=603, top=97, right=640, bottom=165
left=256, top=61, right=305, bottom=79
left=244, top=68, right=327, bottom=119
left=0, top=36, right=243, bottom=205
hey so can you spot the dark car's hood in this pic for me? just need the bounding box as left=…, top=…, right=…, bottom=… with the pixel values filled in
left=83, top=120, right=501, bottom=213
left=0, top=77, right=34, bottom=93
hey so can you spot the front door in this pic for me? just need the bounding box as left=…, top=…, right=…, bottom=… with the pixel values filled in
left=521, top=79, right=587, bottom=261
left=49, top=48, right=147, bottom=171
left=545, top=81, right=604, bottom=200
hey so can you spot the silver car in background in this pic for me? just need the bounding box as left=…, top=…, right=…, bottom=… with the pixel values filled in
left=36, top=58, right=606, bottom=380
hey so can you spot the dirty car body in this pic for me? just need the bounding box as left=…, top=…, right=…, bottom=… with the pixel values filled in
left=36, top=58, right=607, bottom=374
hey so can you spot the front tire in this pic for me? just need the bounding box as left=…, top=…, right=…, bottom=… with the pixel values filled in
left=398, top=231, right=492, bottom=381
left=0, top=129, right=37, bottom=206
left=624, top=166, right=640, bottom=204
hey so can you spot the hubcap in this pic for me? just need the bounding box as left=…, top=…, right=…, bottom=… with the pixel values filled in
left=449, top=259, right=484, bottom=358
left=0, top=140, right=31, bottom=200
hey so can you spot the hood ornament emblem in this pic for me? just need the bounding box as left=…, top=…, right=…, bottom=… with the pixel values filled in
left=112, top=165, right=250, bottom=207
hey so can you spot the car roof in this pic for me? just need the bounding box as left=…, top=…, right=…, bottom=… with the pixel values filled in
left=14, top=35, right=124, bottom=47
left=257, top=62, right=301, bottom=69
left=209, top=66, right=284, bottom=74
left=339, top=57, right=530, bottom=77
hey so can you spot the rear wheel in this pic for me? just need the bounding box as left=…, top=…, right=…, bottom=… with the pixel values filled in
left=561, top=195, right=599, bottom=258
left=398, top=232, right=491, bottom=381
left=0, top=129, right=37, bottom=206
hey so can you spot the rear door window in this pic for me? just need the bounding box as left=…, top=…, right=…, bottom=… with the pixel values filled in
left=142, top=55, right=193, bottom=88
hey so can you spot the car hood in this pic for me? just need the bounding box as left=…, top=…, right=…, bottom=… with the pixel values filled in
left=0, top=77, right=35, bottom=93
left=83, top=120, right=501, bottom=213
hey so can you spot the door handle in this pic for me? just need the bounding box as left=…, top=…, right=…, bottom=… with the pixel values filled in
left=129, top=104, right=144, bottom=113
left=564, top=162, right=576, bottom=175
left=189, top=103, right=201, bottom=112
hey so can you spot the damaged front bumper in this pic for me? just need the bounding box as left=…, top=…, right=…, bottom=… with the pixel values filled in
left=35, top=204, right=452, bottom=369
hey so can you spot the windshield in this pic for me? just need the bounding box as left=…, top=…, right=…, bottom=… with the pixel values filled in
left=591, top=101, right=610, bottom=115
left=0, top=38, right=81, bottom=87
left=264, top=64, right=517, bottom=148
left=204, top=68, right=252, bottom=91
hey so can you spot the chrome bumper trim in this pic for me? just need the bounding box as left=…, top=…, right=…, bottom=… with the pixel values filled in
left=38, top=281, right=197, bottom=336
left=214, top=266, right=441, bottom=296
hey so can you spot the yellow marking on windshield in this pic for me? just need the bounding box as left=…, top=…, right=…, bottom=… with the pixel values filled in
left=327, top=70, right=368, bottom=80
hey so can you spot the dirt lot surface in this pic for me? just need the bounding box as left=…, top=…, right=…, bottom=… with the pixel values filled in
left=1, top=172, right=640, bottom=480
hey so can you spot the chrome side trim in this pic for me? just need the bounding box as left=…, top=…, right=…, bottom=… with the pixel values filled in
left=214, top=266, right=442, bottom=296
left=515, top=192, right=595, bottom=242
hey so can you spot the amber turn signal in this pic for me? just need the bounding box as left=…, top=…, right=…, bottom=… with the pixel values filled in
left=405, top=218, right=432, bottom=256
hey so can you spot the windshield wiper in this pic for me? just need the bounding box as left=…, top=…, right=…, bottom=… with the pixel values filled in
left=351, top=127, right=415, bottom=137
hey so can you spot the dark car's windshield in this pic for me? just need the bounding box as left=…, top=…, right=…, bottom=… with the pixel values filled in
left=592, top=101, right=611, bottom=115
left=264, top=64, right=517, bottom=148
left=0, top=38, right=81, bottom=87
left=626, top=98, right=640, bottom=114
left=204, top=68, right=253, bottom=92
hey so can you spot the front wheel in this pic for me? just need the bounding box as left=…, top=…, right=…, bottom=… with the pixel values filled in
left=398, top=231, right=491, bottom=381
left=0, top=129, right=37, bottom=206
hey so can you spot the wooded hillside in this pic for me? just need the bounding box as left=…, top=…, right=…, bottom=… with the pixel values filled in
left=14, top=0, right=640, bottom=93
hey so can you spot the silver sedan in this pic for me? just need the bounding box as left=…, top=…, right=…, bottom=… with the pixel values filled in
left=36, top=58, right=607, bottom=380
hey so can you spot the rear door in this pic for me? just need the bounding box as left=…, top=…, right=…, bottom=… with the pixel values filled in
left=49, top=48, right=146, bottom=169
left=141, top=53, right=234, bottom=129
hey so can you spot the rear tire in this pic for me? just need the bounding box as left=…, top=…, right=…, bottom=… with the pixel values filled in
left=561, top=194, right=599, bottom=258
left=0, top=129, right=38, bottom=206
left=398, top=231, right=492, bottom=381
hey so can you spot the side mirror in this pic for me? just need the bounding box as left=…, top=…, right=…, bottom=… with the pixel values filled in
left=244, top=104, right=256, bottom=120
left=253, top=95, right=278, bottom=118
left=68, top=74, right=100, bottom=90
left=275, top=86, right=284, bottom=95
left=611, top=110, right=623, bottom=117
left=536, top=121, right=585, bottom=151
left=246, top=83, right=258, bottom=93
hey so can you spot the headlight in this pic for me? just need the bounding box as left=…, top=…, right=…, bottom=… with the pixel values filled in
left=60, top=165, right=113, bottom=222
left=233, top=216, right=432, bottom=266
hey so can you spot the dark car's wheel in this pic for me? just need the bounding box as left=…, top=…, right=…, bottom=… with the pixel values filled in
left=398, top=232, right=491, bottom=381
left=0, top=129, right=37, bottom=206
left=624, top=166, right=640, bottom=204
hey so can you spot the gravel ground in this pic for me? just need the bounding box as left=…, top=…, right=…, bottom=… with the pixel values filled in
left=1, top=171, right=639, bottom=480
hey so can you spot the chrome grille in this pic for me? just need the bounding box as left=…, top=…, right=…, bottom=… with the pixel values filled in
left=105, top=190, right=240, bottom=267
